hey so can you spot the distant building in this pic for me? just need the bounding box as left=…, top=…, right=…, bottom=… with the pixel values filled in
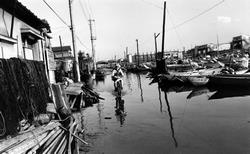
left=52, top=46, right=74, bottom=60
left=0, top=0, right=55, bottom=83
left=78, top=52, right=93, bottom=74
left=52, top=46, right=74, bottom=73
left=185, top=44, right=217, bottom=59
left=231, top=35, right=250, bottom=52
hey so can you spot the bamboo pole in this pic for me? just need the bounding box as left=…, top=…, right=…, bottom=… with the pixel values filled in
left=45, top=131, right=66, bottom=153
left=3, top=132, right=49, bottom=154
left=27, top=128, right=58, bottom=154
left=59, top=125, right=88, bottom=145
left=42, top=131, right=65, bottom=154
left=40, top=129, right=62, bottom=151
left=0, top=122, right=60, bottom=152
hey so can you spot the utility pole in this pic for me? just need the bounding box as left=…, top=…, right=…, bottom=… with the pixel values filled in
left=126, top=47, right=128, bottom=57
left=69, top=0, right=80, bottom=82
left=161, top=1, right=166, bottom=59
left=154, top=33, right=160, bottom=61
left=89, top=19, right=97, bottom=71
left=216, top=34, right=220, bottom=56
left=59, top=35, right=63, bottom=52
left=136, top=39, right=140, bottom=66
left=126, top=47, right=128, bottom=63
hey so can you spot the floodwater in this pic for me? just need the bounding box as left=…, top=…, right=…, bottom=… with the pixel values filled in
left=79, top=73, right=250, bottom=154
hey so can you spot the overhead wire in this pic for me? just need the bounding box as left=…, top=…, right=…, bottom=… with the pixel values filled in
left=79, top=0, right=90, bottom=22
left=82, top=0, right=92, bottom=18
left=166, top=9, right=184, bottom=48
left=75, top=35, right=91, bottom=50
left=42, top=0, right=90, bottom=50
left=170, top=0, right=225, bottom=30
left=42, top=0, right=70, bottom=28
left=87, top=0, right=94, bottom=18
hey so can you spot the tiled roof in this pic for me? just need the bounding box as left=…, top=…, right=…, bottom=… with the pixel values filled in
left=0, top=0, right=51, bottom=32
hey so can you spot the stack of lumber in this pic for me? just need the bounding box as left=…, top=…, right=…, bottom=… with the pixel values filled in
left=0, top=121, right=87, bottom=154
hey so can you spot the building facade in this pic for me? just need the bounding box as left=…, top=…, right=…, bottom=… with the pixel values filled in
left=0, top=0, right=55, bottom=83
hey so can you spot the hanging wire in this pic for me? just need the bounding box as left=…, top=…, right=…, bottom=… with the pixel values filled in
left=169, top=0, right=225, bottom=30
left=42, top=0, right=90, bottom=51
left=79, top=0, right=90, bottom=22
left=42, top=0, right=70, bottom=28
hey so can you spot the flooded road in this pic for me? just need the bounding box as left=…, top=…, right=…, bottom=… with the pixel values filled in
left=80, top=73, right=250, bottom=154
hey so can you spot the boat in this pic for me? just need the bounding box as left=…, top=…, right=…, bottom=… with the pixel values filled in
left=165, top=67, right=222, bottom=84
left=95, top=69, right=105, bottom=80
left=188, top=76, right=209, bottom=86
left=208, top=74, right=250, bottom=86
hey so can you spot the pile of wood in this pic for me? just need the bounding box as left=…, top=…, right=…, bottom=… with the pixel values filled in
left=0, top=120, right=87, bottom=153
left=65, top=83, right=104, bottom=110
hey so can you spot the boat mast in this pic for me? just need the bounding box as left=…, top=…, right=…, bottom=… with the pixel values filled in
left=161, top=1, right=166, bottom=59
left=136, top=39, right=140, bottom=66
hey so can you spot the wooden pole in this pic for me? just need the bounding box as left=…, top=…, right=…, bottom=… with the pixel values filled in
left=89, top=19, right=97, bottom=71
left=154, top=33, right=160, bottom=61
left=161, top=1, right=167, bottom=59
left=136, top=39, right=140, bottom=66
left=69, top=0, right=80, bottom=82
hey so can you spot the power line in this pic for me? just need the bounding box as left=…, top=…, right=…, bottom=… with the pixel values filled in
left=167, top=9, right=184, bottom=47
left=82, top=0, right=92, bottom=18
left=139, top=0, right=163, bottom=9
left=170, top=0, right=225, bottom=29
left=75, top=34, right=90, bottom=50
left=140, top=0, right=224, bottom=29
left=79, top=0, right=89, bottom=21
left=42, top=0, right=70, bottom=28
left=42, top=0, right=90, bottom=51
left=87, top=0, right=94, bottom=18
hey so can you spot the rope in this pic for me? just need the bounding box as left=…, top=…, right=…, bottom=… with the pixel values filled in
left=0, top=111, right=6, bottom=136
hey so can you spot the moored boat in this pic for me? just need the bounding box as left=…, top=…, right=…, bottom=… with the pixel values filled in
left=188, top=76, right=209, bottom=86
left=208, top=74, right=250, bottom=86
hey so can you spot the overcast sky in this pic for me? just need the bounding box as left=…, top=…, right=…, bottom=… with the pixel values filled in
left=19, top=0, right=250, bottom=60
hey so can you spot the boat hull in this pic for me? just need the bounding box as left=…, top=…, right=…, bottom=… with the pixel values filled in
left=188, top=76, right=209, bottom=86
left=209, top=74, right=250, bottom=86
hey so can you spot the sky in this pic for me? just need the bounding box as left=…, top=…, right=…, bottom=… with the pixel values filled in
left=19, top=0, right=250, bottom=60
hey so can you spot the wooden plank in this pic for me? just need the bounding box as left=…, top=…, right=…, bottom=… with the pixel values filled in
left=0, top=122, right=60, bottom=152
left=44, top=131, right=66, bottom=154
left=3, top=132, right=49, bottom=154
left=39, top=128, right=62, bottom=151
left=27, top=128, right=57, bottom=154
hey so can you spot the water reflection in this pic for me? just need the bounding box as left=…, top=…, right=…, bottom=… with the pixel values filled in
left=208, top=86, right=250, bottom=100
left=113, top=85, right=127, bottom=126
left=136, top=74, right=144, bottom=102
left=115, top=95, right=126, bottom=126
left=163, top=91, right=178, bottom=147
left=158, top=81, right=178, bottom=147
left=158, top=78, right=250, bottom=101
left=186, top=87, right=214, bottom=100
left=125, top=73, right=132, bottom=92
left=158, top=84, right=163, bottom=113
